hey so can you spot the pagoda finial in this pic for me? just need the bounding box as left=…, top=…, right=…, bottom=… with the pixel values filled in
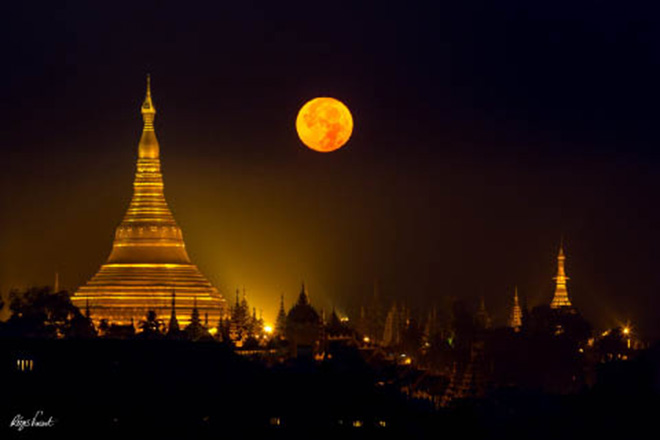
left=141, top=74, right=156, bottom=126
left=138, top=74, right=159, bottom=158
left=168, top=290, right=180, bottom=335
left=297, top=282, right=310, bottom=305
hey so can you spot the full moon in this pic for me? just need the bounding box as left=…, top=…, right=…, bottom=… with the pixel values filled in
left=296, top=97, right=354, bottom=153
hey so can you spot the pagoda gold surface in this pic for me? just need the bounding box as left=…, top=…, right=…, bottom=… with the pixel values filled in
left=72, top=78, right=226, bottom=326
left=550, top=244, right=573, bottom=309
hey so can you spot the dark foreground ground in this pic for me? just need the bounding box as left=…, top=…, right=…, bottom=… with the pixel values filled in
left=1, top=338, right=658, bottom=439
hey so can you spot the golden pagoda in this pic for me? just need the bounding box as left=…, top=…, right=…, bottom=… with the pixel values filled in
left=550, top=243, right=573, bottom=309
left=72, top=77, right=226, bottom=327
left=508, top=286, right=522, bottom=331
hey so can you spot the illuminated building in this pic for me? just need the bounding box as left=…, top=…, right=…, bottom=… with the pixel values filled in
left=72, top=77, right=226, bottom=326
left=550, top=243, right=573, bottom=309
left=508, top=287, right=523, bottom=331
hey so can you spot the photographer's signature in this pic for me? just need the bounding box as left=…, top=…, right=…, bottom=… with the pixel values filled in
left=10, top=411, right=56, bottom=431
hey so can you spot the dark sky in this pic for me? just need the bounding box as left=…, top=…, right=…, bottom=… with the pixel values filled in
left=1, top=1, right=660, bottom=335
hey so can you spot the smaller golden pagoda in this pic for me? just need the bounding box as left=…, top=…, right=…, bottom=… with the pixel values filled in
left=550, top=243, right=573, bottom=309
left=508, top=286, right=522, bottom=330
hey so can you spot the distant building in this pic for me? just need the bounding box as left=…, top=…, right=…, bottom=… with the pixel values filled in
left=508, top=287, right=523, bottom=331
left=474, top=297, right=492, bottom=330
left=550, top=242, right=573, bottom=309
left=184, top=299, right=212, bottom=341
left=285, top=284, right=321, bottom=358
left=275, top=294, right=287, bottom=338
left=382, top=303, right=401, bottom=347
left=325, top=309, right=354, bottom=340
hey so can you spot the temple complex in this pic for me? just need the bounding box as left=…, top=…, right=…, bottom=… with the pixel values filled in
left=72, top=77, right=226, bottom=326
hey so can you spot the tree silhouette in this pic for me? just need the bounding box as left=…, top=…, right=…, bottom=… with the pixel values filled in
left=184, top=302, right=211, bottom=341
left=138, top=310, right=164, bottom=339
left=2, top=286, right=79, bottom=338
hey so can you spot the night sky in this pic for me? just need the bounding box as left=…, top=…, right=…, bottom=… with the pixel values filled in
left=2, top=2, right=660, bottom=335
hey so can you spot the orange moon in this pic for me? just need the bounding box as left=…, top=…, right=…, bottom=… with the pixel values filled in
left=296, top=97, right=354, bottom=152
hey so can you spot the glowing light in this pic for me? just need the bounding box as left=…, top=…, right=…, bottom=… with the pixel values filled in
left=264, top=325, right=274, bottom=334
left=363, top=336, right=370, bottom=343
left=16, top=358, right=33, bottom=372
left=623, top=327, right=630, bottom=336
left=296, top=97, right=353, bottom=152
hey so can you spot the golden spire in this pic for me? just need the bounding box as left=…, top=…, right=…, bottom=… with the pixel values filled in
left=550, top=241, right=572, bottom=308
left=508, top=286, right=522, bottom=330
left=139, top=74, right=159, bottom=159
left=142, top=74, right=155, bottom=122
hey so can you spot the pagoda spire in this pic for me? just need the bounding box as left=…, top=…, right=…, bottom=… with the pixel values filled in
left=193, top=297, right=199, bottom=316
left=275, top=294, right=287, bottom=336
left=139, top=74, right=158, bottom=157
left=508, top=287, right=522, bottom=331
left=167, top=290, right=180, bottom=335
left=550, top=241, right=573, bottom=308
left=298, top=282, right=309, bottom=305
